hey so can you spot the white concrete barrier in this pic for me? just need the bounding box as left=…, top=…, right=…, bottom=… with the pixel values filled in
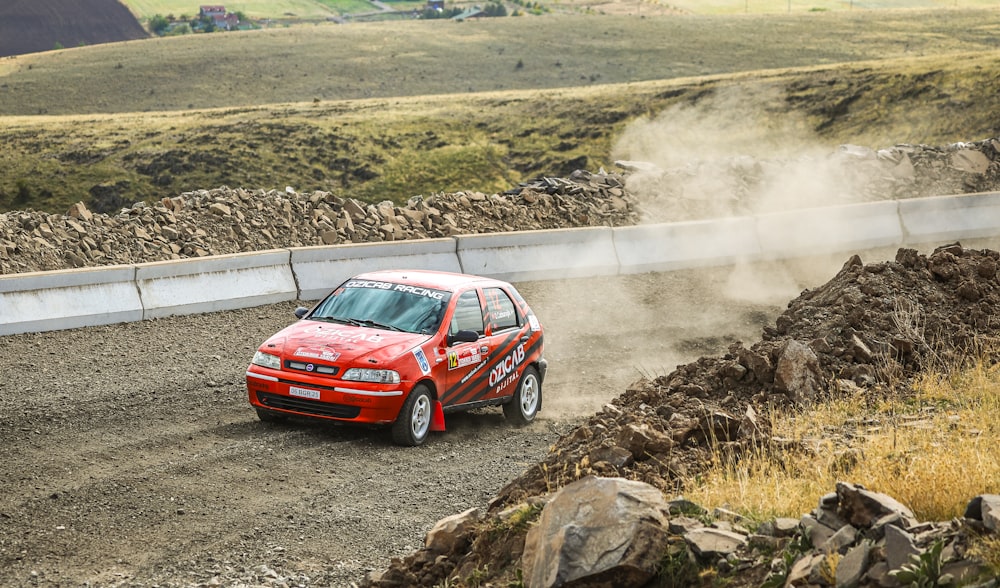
left=136, top=250, right=297, bottom=319
left=456, top=227, right=618, bottom=282
left=899, top=192, right=1000, bottom=244
left=0, top=265, right=141, bottom=336
left=754, top=200, right=903, bottom=257
left=290, top=238, right=462, bottom=300
left=613, top=217, right=760, bottom=274
left=2, top=192, right=998, bottom=336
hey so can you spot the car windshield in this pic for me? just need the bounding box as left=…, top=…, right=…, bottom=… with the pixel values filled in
left=309, top=280, right=452, bottom=335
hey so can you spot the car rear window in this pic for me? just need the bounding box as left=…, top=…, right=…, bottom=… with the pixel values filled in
left=485, top=287, right=519, bottom=332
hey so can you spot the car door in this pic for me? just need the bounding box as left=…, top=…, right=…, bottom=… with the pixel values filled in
left=440, top=289, right=490, bottom=407
left=481, top=285, right=529, bottom=400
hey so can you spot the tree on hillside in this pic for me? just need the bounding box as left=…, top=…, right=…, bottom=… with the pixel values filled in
left=148, top=14, right=170, bottom=35
left=192, top=15, right=216, bottom=32
left=483, top=2, right=508, bottom=16
left=420, top=6, right=463, bottom=18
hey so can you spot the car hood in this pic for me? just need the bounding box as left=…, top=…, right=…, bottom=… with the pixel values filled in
left=262, top=320, right=430, bottom=366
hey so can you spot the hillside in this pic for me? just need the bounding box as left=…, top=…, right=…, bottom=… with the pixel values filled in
left=0, top=0, right=147, bottom=58
left=2, top=9, right=1000, bottom=215
left=2, top=49, right=1000, bottom=215
left=3, top=10, right=1000, bottom=116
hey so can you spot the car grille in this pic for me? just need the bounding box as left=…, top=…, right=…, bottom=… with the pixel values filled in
left=283, top=360, right=339, bottom=375
left=256, top=391, right=361, bottom=419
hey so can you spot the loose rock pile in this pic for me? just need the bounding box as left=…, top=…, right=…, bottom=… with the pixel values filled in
left=368, top=243, right=1000, bottom=586
left=0, top=169, right=636, bottom=275
left=4, top=137, right=1000, bottom=275
left=373, top=476, right=1000, bottom=587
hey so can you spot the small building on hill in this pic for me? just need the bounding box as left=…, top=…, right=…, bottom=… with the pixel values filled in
left=198, top=5, right=239, bottom=30
left=213, top=13, right=239, bottom=30
left=199, top=5, right=226, bottom=18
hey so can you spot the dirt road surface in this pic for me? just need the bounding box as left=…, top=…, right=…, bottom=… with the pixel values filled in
left=0, top=249, right=960, bottom=587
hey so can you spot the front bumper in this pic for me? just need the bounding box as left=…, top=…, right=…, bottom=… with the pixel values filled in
left=246, top=368, right=406, bottom=424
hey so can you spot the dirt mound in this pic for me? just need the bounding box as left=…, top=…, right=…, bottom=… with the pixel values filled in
left=508, top=244, right=999, bottom=499
left=369, top=243, right=1000, bottom=586
left=0, top=0, right=147, bottom=58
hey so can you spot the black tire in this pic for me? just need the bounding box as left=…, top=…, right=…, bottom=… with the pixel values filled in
left=255, top=407, right=287, bottom=423
left=503, top=365, right=541, bottom=425
left=391, top=385, right=433, bottom=446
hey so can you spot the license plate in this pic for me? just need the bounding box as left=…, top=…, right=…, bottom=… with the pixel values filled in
left=289, top=386, right=321, bottom=400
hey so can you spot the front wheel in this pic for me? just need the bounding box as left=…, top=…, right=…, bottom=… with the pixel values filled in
left=392, top=385, right=433, bottom=446
left=503, top=366, right=541, bottom=425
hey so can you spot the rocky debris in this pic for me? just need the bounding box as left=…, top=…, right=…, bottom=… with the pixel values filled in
left=773, top=482, right=995, bottom=588
left=0, top=169, right=638, bottom=275
left=494, top=244, right=1000, bottom=501
left=622, top=137, right=1000, bottom=221
left=6, top=137, right=1000, bottom=276
left=368, top=476, right=999, bottom=588
left=368, top=243, right=1000, bottom=586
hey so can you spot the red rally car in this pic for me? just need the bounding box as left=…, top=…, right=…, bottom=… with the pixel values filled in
left=245, top=269, right=547, bottom=446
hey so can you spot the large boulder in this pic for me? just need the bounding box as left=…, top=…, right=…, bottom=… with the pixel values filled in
left=522, top=476, right=671, bottom=588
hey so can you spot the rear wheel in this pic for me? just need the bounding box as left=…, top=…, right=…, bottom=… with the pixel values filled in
left=392, top=385, right=433, bottom=446
left=504, top=366, right=541, bottom=425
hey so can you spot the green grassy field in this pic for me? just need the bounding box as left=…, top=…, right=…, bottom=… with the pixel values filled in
left=3, top=47, right=999, bottom=213
left=2, top=9, right=1000, bottom=213
left=3, top=10, right=1000, bottom=117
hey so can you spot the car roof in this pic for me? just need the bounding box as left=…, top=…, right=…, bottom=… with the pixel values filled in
left=349, top=269, right=510, bottom=292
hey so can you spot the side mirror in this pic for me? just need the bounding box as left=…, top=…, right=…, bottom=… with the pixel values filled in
left=447, top=330, right=479, bottom=346
left=294, top=306, right=310, bottom=319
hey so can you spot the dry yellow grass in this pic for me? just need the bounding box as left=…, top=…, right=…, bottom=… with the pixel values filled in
left=685, top=358, right=1000, bottom=522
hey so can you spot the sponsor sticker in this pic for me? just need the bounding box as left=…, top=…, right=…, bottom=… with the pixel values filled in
left=294, top=347, right=341, bottom=362
left=304, top=326, right=382, bottom=344
left=490, top=343, right=526, bottom=390
left=459, top=360, right=488, bottom=385
left=528, top=314, right=541, bottom=332
left=413, top=348, right=431, bottom=375
left=345, top=280, right=448, bottom=300
left=447, top=347, right=482, bottom=370
left=491, top=309, right=515, bottom=321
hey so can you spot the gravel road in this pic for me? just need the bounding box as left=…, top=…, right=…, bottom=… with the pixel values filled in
left=0, top=253, right=913, bottom=587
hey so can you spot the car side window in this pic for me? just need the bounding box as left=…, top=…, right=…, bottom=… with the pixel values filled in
left=485, top=287, right=519, bottom=332
left=449, top=290, right=485, bottom=336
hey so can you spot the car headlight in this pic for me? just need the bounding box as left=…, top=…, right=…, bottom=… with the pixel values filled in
left=342, top=368, right=400, bottom=384
left=252, top=351, right=281, bottom=370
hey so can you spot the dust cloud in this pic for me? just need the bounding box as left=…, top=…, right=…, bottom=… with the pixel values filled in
left=515, top=260, right=836, bottom=421
left=521, top=87, right=890, bottom=421
left=611, top=84, right=869, bottom=222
